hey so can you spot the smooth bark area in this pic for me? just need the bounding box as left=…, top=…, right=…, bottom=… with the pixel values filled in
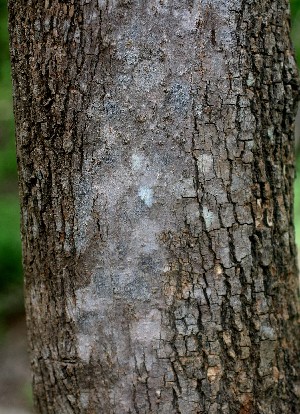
left=9, top=0, right=300, bottom=413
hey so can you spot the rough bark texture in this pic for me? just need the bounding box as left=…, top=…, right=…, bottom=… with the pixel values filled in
left=8, top=0, right=300, bottom=413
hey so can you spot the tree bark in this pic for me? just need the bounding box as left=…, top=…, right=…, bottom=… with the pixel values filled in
left=9, top=0, right=300, bottom=413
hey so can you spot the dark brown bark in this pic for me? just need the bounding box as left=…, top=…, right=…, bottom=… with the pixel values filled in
left=8, top=0, right=300, bottom=413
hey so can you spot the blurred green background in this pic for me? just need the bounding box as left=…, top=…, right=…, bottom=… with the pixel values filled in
left=0, top=1, right=300, bottom=330
left=291, top=0, right=300, bottom=251
left=0, top=0, right=23, bottom=333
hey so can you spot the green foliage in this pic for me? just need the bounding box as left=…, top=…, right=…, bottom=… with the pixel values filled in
left=22, top=381, right=34, bottom=409
left=290, top=0, right=300, bottom=247
left=0, top=0, right=23, bottom=322
left=0, top=0, right=16, bottom=187
left=0, top=195, right=22, bottom=290
left=0, top=0, right=13, bottom=114
left=295, top=160, right=300, bottom=247
left=291, top=0, right=300, bottom=65
left=0, top=120, right=17, bottom=182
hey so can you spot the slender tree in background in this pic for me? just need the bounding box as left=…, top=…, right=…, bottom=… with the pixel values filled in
left=8, top=1, right=300, bottom=413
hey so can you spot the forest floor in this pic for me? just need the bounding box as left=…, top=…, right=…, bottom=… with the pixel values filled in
left=0, top=314, right=32, bottom=414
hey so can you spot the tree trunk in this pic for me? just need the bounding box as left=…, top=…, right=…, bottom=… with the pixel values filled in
left=8, top=0, right=300, bottom=413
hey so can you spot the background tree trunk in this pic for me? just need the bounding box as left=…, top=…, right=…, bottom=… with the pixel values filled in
left=9, top=0, right=300, bottom=413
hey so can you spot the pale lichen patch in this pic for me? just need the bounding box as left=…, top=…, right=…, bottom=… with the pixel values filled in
left=246, top=72, right=255, bottom=86
left=131, top=310, right=161, bottom=340
left=174, top=177, right=196, bottom=198
left=197, top=153, right=214, bottom=178
left=77, top=333, right=93, bottom=363
left=138, top=186, right=154, bottom=207
left=79, top=392, right=90, bottom=409
left=203, top=205, right=220, bottom=231
left=131, top=153, right=145, bottom=171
